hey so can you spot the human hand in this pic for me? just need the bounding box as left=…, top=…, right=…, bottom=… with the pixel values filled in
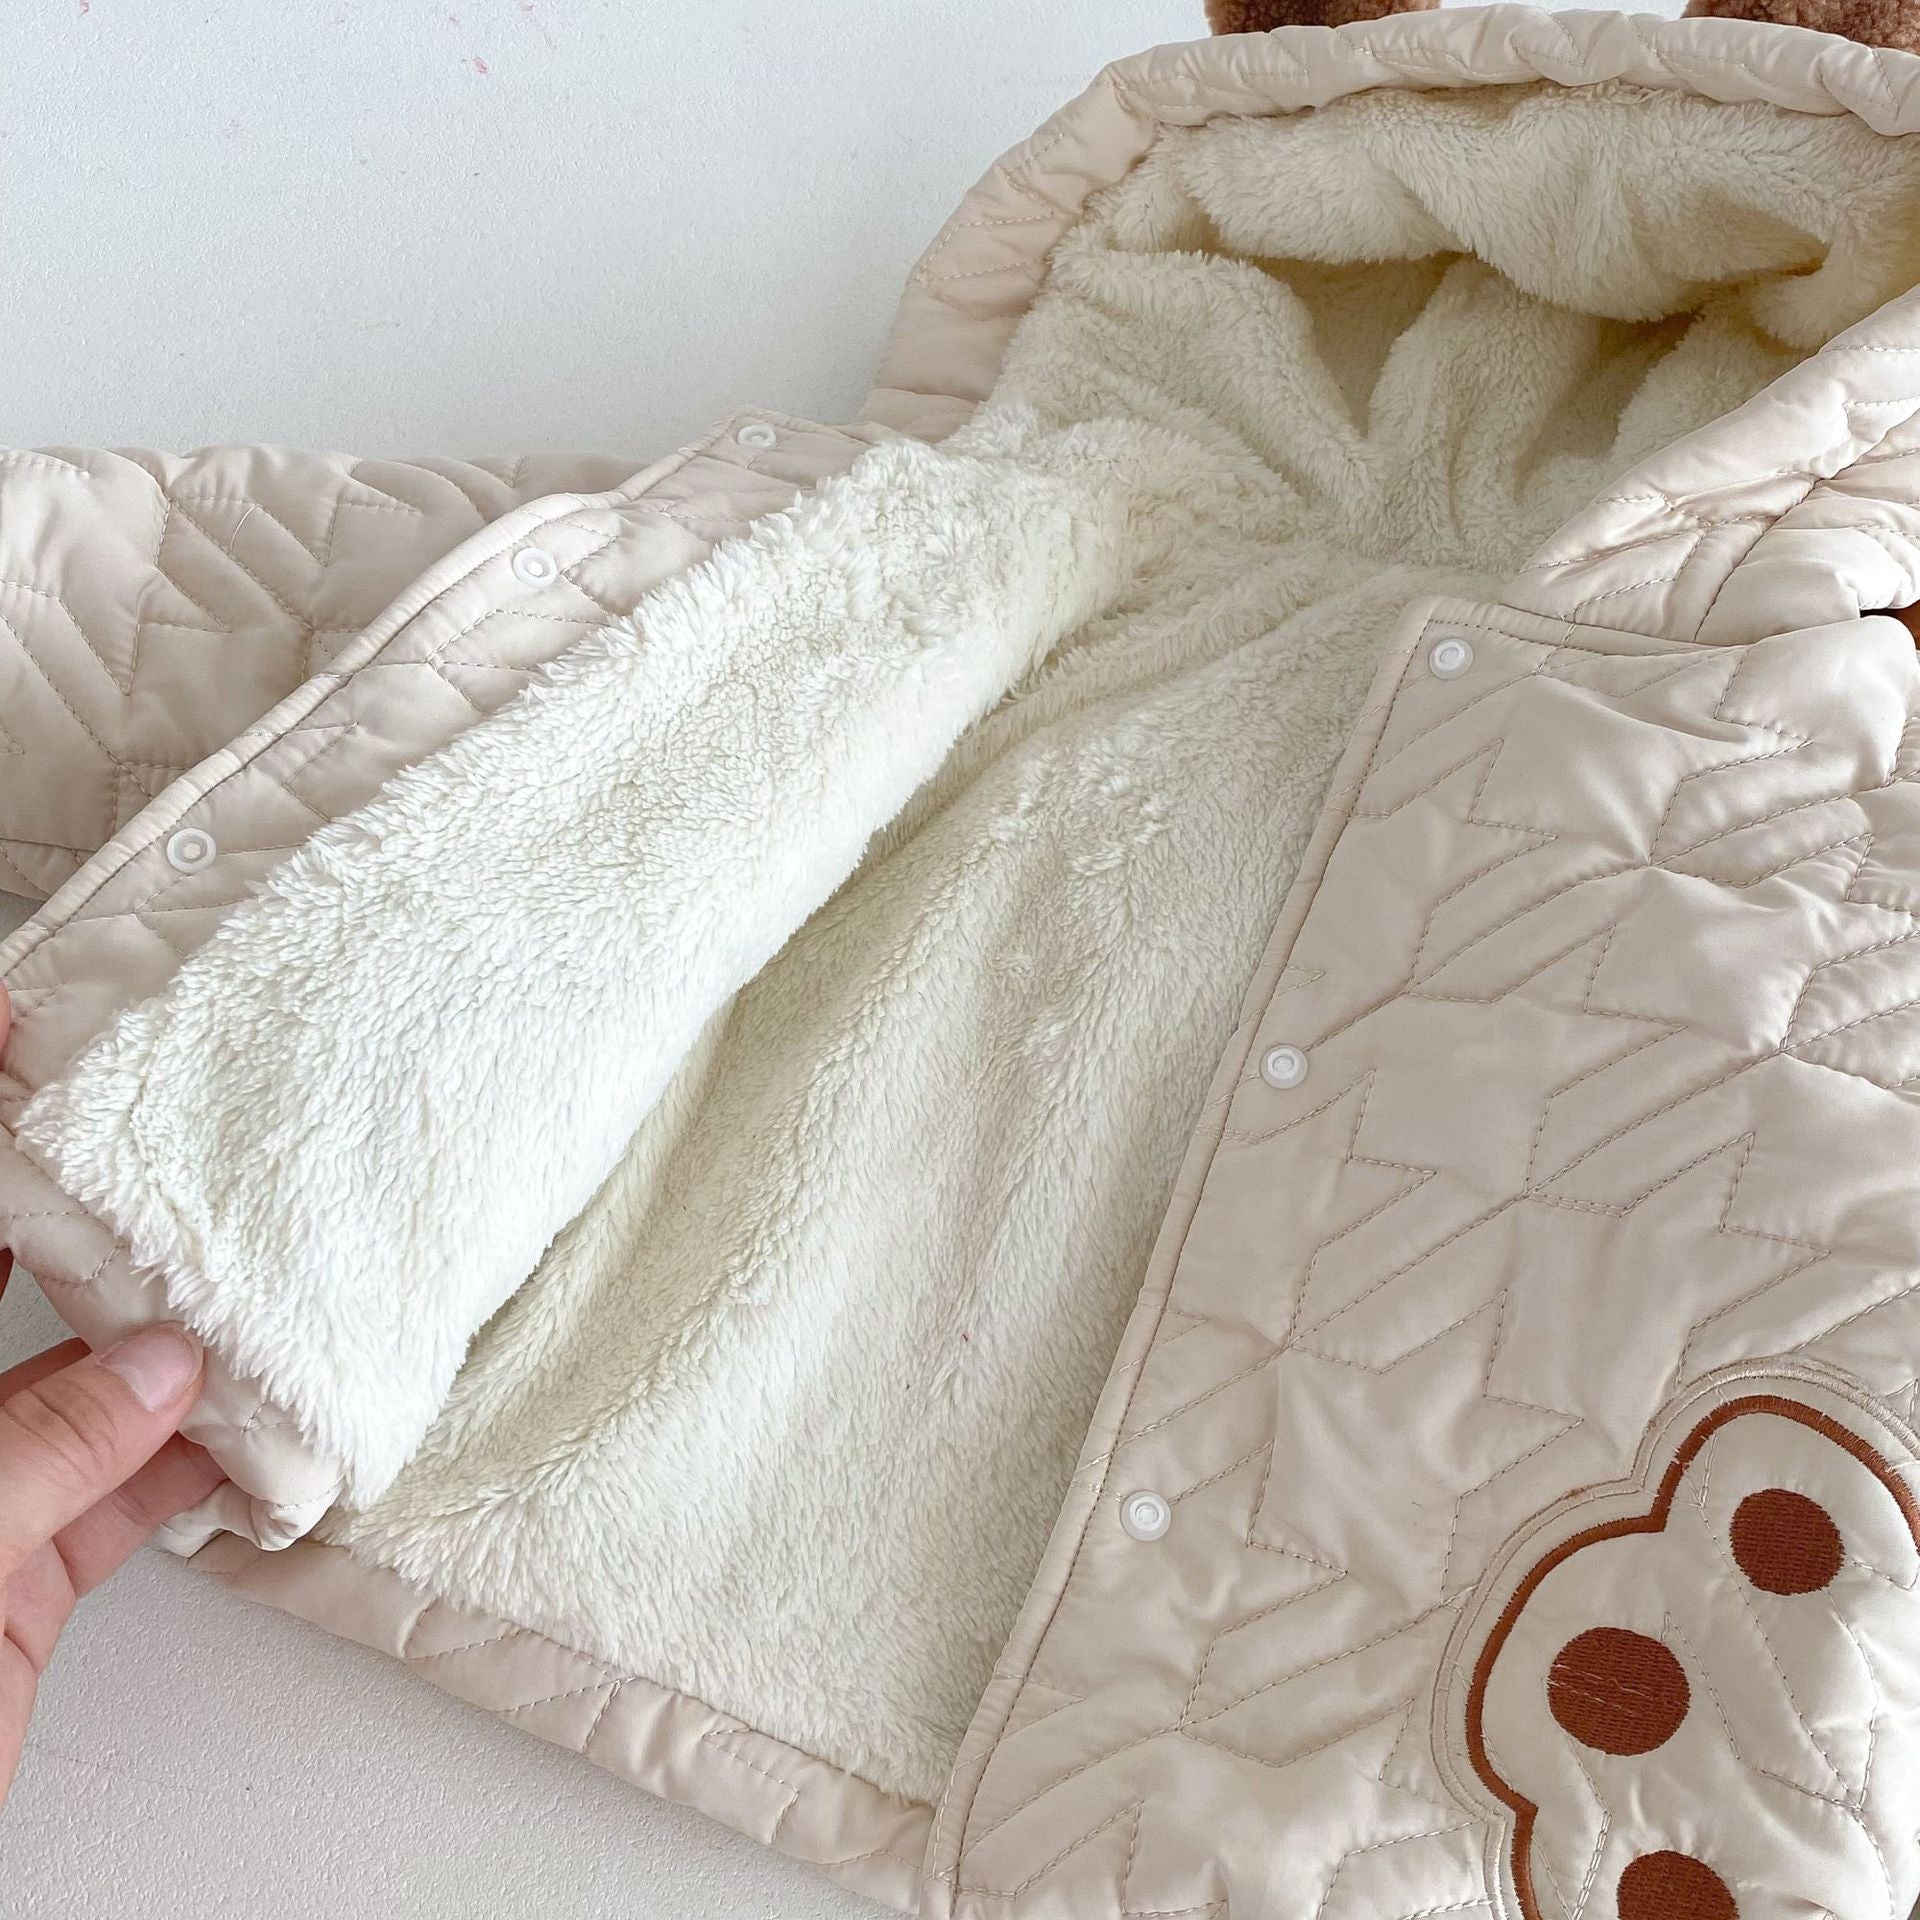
left=0, top=984, right=225, bottom=1807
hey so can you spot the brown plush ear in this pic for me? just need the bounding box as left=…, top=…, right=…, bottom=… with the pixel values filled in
left=1206, top=0, right=1438, bottom=29
left=1684, top=0, right=1920, bottom=49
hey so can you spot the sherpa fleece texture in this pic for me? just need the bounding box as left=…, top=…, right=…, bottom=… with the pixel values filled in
left=24, top=84, right=1920, bottom=1802
left=23, top=439, right=1138, bottom=1502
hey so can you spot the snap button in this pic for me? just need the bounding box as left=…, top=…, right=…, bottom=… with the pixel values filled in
left=1427, top=636, right=1474, bottom=679
left=165, top=827, right=217, bottom=875
left=1261, top=1043, right=1309, bottom=1090
left=511, top=546, right=559, bottom=587
left=1120, top=1490, right=1171, bottom=1542
left=736, top=421, right=778, bottom=451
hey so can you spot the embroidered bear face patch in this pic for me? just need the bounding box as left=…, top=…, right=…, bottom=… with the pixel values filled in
left=1453, top=1388, right=1920, bottom=1920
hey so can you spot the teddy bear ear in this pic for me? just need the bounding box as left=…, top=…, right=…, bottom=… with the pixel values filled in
left=1683, top=0, right=1920, bottom=52
left=1209, top=0, right=1920, bottom=43
left=1206, top=0, right=1438, bottom=30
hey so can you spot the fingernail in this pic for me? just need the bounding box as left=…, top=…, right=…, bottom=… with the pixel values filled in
left=98, top=1323, right=203, bottom=1411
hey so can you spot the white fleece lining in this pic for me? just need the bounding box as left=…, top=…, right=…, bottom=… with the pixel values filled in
left=24, top=83, right=1920, bottom=1801
left=21, top=437, right=1140, bottom=1500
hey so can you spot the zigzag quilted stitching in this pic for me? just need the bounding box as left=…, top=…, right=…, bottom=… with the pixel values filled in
left=0, top=446, right=615, bottom=901
left=0, top=418, right=876, bottom=1113
left=182, top=1543, right=931, bottom=1909
left=936, top=602, right=1920, bottom=1918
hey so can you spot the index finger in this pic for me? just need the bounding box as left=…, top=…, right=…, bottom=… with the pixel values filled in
left=2, top=981, right=17, bottom=1301
left=1, top=982, right=13, bottom=1304
left=0, top=1327, right=205, bottom=1578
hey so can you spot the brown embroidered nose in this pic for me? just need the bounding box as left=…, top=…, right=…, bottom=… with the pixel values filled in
left=1547, top=1627, right=1690, bottom=1756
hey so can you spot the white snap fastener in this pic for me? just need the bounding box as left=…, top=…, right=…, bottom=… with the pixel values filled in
left=1261, top=1043, right=1309, bottom=1090
left=511, top=546, right=559, bottom=586
left=1428, top=636, right=1474, bottom=679
left=1120, top=1490, right=1171, bottom=1542
left=736, top=421, right=778, bottom=451
left=165, top=827, right=217, bottom=874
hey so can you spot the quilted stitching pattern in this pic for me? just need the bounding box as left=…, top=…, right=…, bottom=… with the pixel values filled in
left=1511, top=320, right=1920, bottom=644
left=0, top=445, right=640, bottom=899
left=192, top=1534, right=931, bottom=1911
left=929, top=598, right=1920, bottom=1917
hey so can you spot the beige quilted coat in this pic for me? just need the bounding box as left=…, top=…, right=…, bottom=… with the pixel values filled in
left=13, top=10, right=1920, bottom=1915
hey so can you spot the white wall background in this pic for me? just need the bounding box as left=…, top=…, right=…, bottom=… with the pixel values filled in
left=0, top=2, right=1684, bottom=1916
left=1, top=0, right=1218, bottom=458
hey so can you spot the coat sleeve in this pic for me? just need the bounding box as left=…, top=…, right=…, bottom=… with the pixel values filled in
left=16, top=431, right=1138, bottom=1506
left=0, top=442, right=641, bottom=900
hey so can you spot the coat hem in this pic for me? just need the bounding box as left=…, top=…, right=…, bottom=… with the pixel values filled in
left=189, top=1530, right=934, bottom=1913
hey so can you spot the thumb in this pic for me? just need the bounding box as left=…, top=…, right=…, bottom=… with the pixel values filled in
left=0, top=1325, right=204, bottom=1578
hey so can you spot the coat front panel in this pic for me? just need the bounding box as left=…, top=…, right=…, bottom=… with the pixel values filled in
left=932, top=593, right=1920, bottom=1918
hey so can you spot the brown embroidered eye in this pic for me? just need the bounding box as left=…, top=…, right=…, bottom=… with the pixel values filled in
left=1616, top=1849, right=1737, bottom=1920
left=1731, top=1488, right=1843, bottom=1595
left=1547, top=1627, right=1689, bottom=1755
